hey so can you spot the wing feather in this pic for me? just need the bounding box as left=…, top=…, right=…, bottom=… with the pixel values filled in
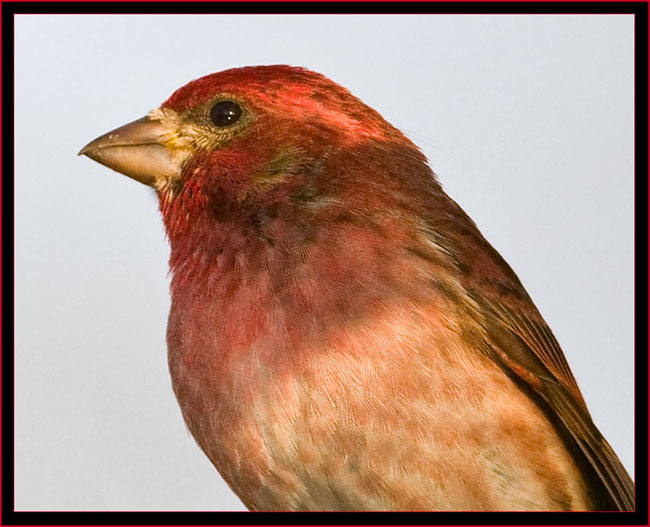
left=477, top=293, right=634, bottom=510
left=415, top=197, right=633, bottom=510
left=486, top=296, right=586, bottom=407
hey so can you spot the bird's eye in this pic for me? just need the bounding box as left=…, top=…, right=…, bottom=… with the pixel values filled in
left=210, top=101, right=243, bottom=127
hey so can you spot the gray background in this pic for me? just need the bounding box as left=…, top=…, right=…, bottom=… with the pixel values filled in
left=15, top=15, right=634, bottom=511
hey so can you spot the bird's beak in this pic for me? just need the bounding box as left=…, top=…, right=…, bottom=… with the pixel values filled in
left=79, top=116, right=183, bottom=187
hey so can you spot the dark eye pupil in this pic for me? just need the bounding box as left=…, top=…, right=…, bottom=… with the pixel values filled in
left=210, top=101, right=242, bottom=127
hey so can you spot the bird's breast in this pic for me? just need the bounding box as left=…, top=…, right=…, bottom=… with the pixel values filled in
left=167, top=290, right=591, bottom=511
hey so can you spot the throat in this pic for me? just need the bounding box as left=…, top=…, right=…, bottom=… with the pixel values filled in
left=164, top=204, right=425, bottom=357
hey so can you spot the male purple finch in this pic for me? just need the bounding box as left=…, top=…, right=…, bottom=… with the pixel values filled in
left=80, top=66, right=633, bottom=511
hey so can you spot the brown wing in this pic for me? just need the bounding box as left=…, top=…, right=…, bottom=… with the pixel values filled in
left=483, top=296, right=587, bottom=407
left=477, top=292, right=635, bottom=511
left=415, top=181, right=633, bottom=510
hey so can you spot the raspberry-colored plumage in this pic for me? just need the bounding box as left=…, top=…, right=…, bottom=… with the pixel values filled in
left=80, top=66, right=633, bottom=511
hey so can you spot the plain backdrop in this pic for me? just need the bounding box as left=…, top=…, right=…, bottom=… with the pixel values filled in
left=14, top=14, right=634, bottom=511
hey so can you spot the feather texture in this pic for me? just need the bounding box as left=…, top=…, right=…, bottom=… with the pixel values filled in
left=83, top=65, right=633, bottom=511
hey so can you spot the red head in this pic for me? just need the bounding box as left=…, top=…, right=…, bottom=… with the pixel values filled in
left=154, top=65, right=426, bottom=218
left=78, top=66, right=450, bottom=314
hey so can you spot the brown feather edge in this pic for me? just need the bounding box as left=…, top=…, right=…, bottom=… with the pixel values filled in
left=478, top=297, right=635, bottom=510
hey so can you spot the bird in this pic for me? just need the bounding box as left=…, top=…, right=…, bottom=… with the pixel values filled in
left=79, top=65, right=634, bottom=512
